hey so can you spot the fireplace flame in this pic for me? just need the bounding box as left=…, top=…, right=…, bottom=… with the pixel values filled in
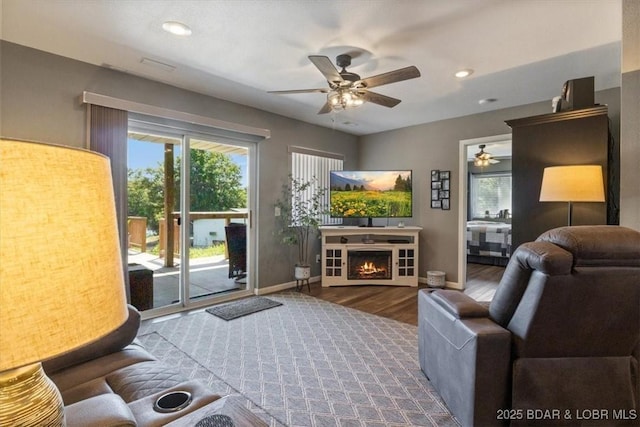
left=359, top=261, right=385, bottom=275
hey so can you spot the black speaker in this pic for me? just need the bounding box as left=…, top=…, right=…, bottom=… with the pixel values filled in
left=558, top=76, right=594, bottom=111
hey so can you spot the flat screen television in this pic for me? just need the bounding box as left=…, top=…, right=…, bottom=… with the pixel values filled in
left=329, top=170, right=412, bottom=227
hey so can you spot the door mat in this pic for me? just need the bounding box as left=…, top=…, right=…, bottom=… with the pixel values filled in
left=205, top=296, right=282, bottom=321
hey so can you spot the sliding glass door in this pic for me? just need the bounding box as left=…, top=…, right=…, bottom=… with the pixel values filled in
left=126, top=125, right=252, bottom=314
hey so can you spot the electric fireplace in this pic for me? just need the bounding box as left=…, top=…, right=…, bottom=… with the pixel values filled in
left=348, top=250, right=392, bottom=280
left=320, top=226, right=420, bottom=287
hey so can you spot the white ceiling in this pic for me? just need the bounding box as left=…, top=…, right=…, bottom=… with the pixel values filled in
left=0, top=0, right=622, bottom=136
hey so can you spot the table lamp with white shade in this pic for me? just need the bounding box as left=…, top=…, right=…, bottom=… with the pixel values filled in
left=0, top=139, right=128, bottom=425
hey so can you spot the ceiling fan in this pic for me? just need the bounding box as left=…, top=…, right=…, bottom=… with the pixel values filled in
left=474, top=144, right=500, bottom=167
left=268, top=54, right=421, bottom=114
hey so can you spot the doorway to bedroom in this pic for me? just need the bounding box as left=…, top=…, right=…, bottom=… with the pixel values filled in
left=458, top=134, right=512, bottom=300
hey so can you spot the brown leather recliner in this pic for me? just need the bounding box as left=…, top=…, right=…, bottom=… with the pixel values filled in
left=418, top=226, right=640, bottom=426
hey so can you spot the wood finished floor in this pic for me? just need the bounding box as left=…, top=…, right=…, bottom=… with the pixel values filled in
left=307, top=263, right=504, bottom=326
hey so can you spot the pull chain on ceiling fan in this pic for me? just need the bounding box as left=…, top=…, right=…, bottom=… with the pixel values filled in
left=268, top=54, right=421, bottom=114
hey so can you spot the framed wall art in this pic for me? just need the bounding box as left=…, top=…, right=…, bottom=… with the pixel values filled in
left=430, top=170, right=451, bottom=210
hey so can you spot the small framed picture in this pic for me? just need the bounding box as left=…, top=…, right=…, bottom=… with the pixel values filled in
left=431, top=180, right=441, bottom=190
left=439, top=190, right=449, bottom=199
left=440, top=170, right=450, bottom=179
left=431, top=170, right=440, bottom=181
left=443, top=179, right=450, bottom=190
left=431, top=200, right=442, bottom=209
left=441, top=198, right=450, bottom=210
left=431, top=189, right=439, bottom=200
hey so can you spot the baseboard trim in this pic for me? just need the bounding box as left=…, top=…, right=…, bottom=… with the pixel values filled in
left=255, top=275, right=321, bottom=295
left=418, top=276, right=461, bottom=290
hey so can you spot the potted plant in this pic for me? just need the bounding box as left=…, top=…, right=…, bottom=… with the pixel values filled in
left=275, top=175, right=328, bottom=280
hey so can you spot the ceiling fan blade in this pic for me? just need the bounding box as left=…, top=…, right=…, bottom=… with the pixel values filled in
left=489, top=159, right=501, bottom=164
left=309, top=55, right=344, bottom=84
left=318, top=102, right=333, bottom=114
left=268, top=88, right=328, bottom=94
left=360, top=66, right=421, bottom=89
left=360, top=91, right=402, bottom=108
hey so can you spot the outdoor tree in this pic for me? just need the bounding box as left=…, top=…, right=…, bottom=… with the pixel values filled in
left=178, top=150, right=246, bottom=212
left=127, top=167, right=165, bottom=232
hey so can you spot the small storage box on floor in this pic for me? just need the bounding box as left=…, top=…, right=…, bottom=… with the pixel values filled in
left=427, top=271, right=445, bottom=288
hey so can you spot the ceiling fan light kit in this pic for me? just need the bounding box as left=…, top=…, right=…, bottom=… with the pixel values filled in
left=327, top=88, right=364, bottom=110
left=269, top=54, right=420, bottom=114
left=474, top=144, right=500, bottom=167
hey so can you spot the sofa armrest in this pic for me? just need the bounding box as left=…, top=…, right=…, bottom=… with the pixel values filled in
left=65, top=394, right=137, bottom=427
left=430, top=290, right=490, bottom=318
left=418, top=289, right=511, bottom=427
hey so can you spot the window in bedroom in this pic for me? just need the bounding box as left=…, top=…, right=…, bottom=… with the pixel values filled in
left=470, top=172, right=512, bottom=219
left=290, top=147, right=343, bottom=225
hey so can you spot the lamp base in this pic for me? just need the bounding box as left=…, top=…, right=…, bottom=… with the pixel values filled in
left=0, top=363, right=65, bottom=426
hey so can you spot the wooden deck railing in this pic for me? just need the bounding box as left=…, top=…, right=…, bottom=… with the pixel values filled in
left=127, top=216, right=147, bottom=253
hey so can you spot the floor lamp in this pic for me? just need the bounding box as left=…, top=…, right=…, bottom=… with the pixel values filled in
left=539, top=165, right=605, bottom=226
left=0, top=140, right=128, bottom=425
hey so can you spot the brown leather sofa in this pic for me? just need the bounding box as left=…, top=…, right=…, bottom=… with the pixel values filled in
left=418, top=226, right=640, bottom=426
left=43, top=305, right=222, bottom=426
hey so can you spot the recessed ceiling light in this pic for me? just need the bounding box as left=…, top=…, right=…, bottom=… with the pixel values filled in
left=455, top=69, right=474, bottom=78
left=162, top=21, right=192, bottom=36
left=478, top=98, right=498, bottom=105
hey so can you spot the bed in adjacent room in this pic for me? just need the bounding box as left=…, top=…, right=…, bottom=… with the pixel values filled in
left=466, top=220, right=512, bottom=266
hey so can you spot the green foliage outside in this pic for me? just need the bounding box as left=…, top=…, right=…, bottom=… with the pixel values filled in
left=146, top=241, right=226, bottom=258
left=179, top=150, right=246, bottom=213
left=330, top=191, right=411, bottom=217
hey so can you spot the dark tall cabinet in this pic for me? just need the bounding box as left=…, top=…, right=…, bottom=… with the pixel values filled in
left=506, top=106, right=618, bottom=250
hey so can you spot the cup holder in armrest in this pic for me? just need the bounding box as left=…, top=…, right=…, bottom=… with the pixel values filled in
left=153, top=390, right=192, bottom=413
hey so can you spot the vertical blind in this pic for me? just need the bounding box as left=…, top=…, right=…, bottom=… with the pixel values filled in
left=291, top=149, right=343, bottom=225
left=87, top=104, right=129, bottom=295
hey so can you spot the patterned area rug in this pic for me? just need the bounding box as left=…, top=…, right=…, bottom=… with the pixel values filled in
left=138, top=291, right=459, bottom=427
left=206, top=296, right=283, bottom=320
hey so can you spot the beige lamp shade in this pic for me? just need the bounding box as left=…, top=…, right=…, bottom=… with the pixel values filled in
left=539, top=165, right=605, bottom=202
left=0, top=140, right=128, bottom=372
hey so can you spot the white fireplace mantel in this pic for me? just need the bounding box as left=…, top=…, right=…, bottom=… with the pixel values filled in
left=319, top=226, right=421, bottom=287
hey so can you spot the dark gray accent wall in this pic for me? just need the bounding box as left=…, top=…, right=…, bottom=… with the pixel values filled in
left=507, top=107, right=611, bottom=249
left=0, top=41, right=359, bottom=289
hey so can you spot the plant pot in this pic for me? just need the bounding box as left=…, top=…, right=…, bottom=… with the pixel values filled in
left=294, top=264, right=311, bottom=280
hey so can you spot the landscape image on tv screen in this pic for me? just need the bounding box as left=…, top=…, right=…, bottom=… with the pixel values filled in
left=329, top=170, right=412, bottom=218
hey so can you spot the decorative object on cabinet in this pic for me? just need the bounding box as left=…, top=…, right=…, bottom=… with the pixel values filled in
left=430, top=170, right=451, bottom=210
left=539, top=165, right=605, bottom=226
